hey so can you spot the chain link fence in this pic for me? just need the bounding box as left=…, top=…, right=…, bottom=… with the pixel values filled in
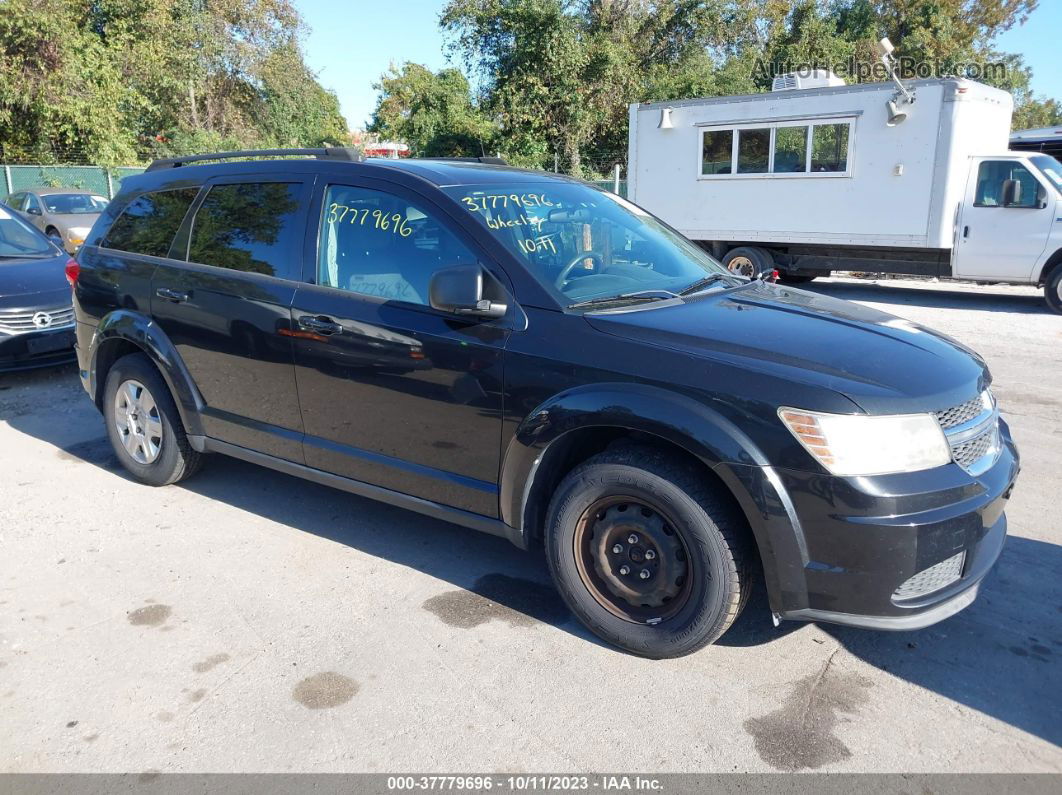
left=1, top=165, right=146, bottom=201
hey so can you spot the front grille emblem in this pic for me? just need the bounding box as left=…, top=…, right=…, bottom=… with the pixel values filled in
left=31, top=311, right=53, bottom=329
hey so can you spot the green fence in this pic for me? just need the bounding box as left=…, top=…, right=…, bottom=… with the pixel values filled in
left=590, top=179, right=628, bottom=198
left=1, top=165, right=146, bottom=200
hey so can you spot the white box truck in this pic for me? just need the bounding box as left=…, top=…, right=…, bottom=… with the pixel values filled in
left=627, top=74, right=1062, bottom=312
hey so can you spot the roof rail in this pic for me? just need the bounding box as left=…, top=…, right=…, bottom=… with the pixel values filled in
left=419, top=156, right=509, bottom=166
left=145, top=147, right=364, bottom=172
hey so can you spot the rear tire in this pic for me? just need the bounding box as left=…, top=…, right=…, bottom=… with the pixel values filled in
left=544, top=445, right=753, bottom=658
left=722, top=246, right=774, bottom=279
left=1045, top=265, right=1062, bottom=314
left=103, top=353, right=204, bottom=486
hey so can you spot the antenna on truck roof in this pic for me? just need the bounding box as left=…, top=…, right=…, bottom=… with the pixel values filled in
left=875, top=38, right=915, bottom=126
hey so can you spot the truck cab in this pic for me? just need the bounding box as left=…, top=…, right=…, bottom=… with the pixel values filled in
left=954, top=152, right=1062, bottom=288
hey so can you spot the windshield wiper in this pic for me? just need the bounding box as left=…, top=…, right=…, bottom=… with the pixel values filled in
left=567, top=289, right=679, bottom=310
left=678, top=273, right=732, bottom=296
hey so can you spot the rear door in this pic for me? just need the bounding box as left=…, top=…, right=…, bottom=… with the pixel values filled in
left=954, top=158, right=1054, bottom=280
left=289, top=177, right=511, bottom=517
left=149, top=174, right=312, bottom=461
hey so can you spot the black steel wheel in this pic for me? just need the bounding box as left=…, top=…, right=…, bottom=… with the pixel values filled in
left=545, top=444, right=753, bottom=658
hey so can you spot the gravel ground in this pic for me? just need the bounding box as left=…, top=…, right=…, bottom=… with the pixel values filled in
left=1, top=276, right=1060, bottom=774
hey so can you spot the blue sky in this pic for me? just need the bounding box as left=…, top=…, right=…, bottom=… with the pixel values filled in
left=298, top=0, right=1062, bottom=131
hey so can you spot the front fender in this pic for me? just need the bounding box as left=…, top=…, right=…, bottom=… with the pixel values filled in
left=89, top=310, right=205, bottom=438
left=499, top=382, right=809, bottom=614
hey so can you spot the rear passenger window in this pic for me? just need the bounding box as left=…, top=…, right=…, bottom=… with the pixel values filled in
left=103, top=188, right=197, bottom=257
left=188, top=183, right=302, bottom=278
left=318, top=185, right=477, bottom=305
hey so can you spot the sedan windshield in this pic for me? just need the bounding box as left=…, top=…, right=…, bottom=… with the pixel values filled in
left=0, top=206, right=56, bottom=257
left=42, top=193, right=109, bottom=214
left=443, top=181, right=736, bottom=306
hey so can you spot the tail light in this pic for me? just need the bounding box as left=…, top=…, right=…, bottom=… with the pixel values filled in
left=65, top=258, right=79, bottom=287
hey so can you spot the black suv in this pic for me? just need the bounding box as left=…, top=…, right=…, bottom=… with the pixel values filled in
left=72, top=149, right=1020, bottom=658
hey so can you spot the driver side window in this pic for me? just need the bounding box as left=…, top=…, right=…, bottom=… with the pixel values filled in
left=318, top=185, right=477, bottom=306
left=975, top=161, right=1042, bottom=208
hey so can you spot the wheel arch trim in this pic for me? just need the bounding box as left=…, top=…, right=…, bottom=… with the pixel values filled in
left=89, top=310, right=205, bottom=437
left=499, top=383, right=809, bottom=612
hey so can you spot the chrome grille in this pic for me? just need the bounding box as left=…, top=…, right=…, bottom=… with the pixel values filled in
left=935, top=395, right=987, bottom=430
left=952, top=426, right=999, bottom=469
left=936, top=390, right=1000, bottom=476
left=0, top=305, right=75, bottom=334
left=893, top=551, right=965, bottom=602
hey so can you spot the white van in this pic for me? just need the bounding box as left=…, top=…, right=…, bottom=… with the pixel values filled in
left=627, top=75, right=1062, bottom=312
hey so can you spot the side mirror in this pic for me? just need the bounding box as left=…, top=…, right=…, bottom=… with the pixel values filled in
left=27, top=206, right=42, bottom=215
left=1001, top=179, right=1021, bottom=207
left=429, top=264, right=507, bottom=319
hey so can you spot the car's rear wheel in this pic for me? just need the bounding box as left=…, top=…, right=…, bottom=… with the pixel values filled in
left=544, top=445, right=752, bottom=658
left=103, top=353, right=204, bottom=486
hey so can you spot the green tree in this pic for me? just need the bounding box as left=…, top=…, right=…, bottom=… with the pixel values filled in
left=368, top=63, right=497, bottom=157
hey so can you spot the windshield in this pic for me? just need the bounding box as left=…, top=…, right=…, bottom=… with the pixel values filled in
left=443, top=181, right=734, bottom=306
left=0, top=206, right=56, bottom=257
left=1031, top=155, right=1062, bottom=197
left=42, top=193, right=109, bottom=215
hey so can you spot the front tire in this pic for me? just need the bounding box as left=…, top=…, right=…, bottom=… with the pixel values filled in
left=544, top=445, right=752, bottom=658
left=103, top=353, right=204, bottom=486
left=722, top=246, right=774, bottom=279
left=1045, top=265, right=1062, bottom=314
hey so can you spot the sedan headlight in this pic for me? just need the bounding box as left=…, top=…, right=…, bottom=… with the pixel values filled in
left=67, top=227, right=90, bottom=245
left=779, top=408, right=951, bottom=476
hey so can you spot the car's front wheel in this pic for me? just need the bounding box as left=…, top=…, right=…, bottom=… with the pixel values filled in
left=1045, top=264, right=1062, bottom=315
left=544, top=445, right=753, bottom=658
left=103, top=353, right=204, bottom=486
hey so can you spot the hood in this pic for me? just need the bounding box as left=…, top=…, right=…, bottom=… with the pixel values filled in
left=584, top=281, right=989, bottom=414
left=51, top=213, right=99, bottom=232
left=0, top=252, right=71, bottom=306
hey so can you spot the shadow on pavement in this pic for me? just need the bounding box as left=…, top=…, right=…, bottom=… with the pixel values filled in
left=5, top=364, right=1060, bottom=746
left=802, top=280, right=1045, bottom=314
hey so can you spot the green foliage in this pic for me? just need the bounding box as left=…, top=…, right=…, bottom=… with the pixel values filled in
left=368, top=63, right=498, bottom=157
left=0, top=0, right=348, bottom=166
left=364, top=0, right=1051, bottom=175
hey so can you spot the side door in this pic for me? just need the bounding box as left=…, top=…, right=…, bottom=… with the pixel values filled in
left=24, top=194, right=46, bottom=234
left=290, top=179, right=511, bottom=518
left=954, top=158, right=1054, bottom=281
left=149, top=175, right=312, bottom=461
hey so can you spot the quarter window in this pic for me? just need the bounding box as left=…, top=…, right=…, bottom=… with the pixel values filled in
left=102, top=188, right=198, bottom=257
left=318, top=185, right=478, bottom=306
left=188, top=183, right=302, bottom=278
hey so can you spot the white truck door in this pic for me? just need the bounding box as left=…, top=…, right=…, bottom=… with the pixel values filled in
left=953, top=157, right=1054, bottom=281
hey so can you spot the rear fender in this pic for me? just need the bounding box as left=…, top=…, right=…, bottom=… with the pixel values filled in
left=89, top=309, right=205, bottom=438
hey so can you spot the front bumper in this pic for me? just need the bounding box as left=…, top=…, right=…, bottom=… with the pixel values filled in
left=0, top=326, right=76, bottom=372
left=743, top=419, right=1019, bottom=630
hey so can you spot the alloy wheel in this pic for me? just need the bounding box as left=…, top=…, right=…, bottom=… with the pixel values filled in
left=113, top=379, right=163, bottom=464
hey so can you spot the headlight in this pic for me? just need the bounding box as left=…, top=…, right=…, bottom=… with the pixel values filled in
left=779, top=408, right=951, bottom=476
left=67, top=227, right=89, bottom=245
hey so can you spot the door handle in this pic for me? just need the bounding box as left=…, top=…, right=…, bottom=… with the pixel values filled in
left=963, top=225, right=970, bottom=239
left=155, top=287, right=189, bottom=302
left=297, top=315, right=343, bottom=335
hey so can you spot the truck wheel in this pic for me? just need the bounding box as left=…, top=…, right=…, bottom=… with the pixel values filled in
left=723, top=246, right=773, bottom=278
left=544, top=445, right=752, bottom=658
left=103, top=353, right=204, bottom=486
left=1045, top=266, right=1062, bottom=314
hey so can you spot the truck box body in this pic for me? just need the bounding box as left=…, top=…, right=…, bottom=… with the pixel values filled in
left=627, top=79, right=1013, bottom=252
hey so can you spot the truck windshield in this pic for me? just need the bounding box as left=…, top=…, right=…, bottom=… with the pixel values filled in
left=1031, top=155, right=1062, bottom=197
left=444, top=182, right=735, bottom=306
